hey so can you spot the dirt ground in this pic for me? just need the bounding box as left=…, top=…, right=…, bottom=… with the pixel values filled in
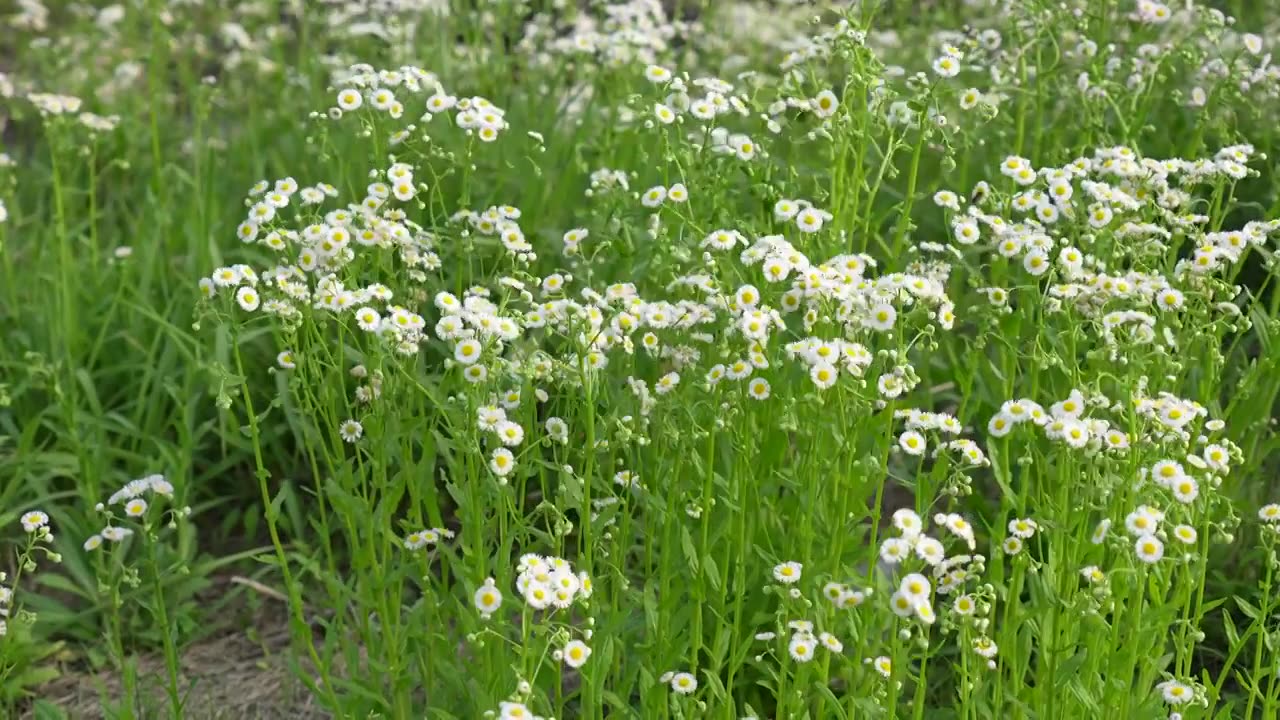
left=32, top=578, right=327, bottom=720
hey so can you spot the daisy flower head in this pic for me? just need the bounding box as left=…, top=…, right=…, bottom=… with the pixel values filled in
left=788, top=633, right=817, bottom=662
left=915, top=536, right=946, bottom=566
left=641, top=185, right=667, bottom=207
left=889, top=590, right=916, bottom=617
left=562, top=639, right=592, bottom=668
left=454, top=338, right=483, bottom=365
left=354, top=307, right=382, bottom=332
left=496, top=421, right=525, bottom=447
left=20, top=510, right=49, bottom=533
left=336, top=88, right=363, bottom=110
left=404, top=530, right=436, bottom=550
left=898, top=430, right=927, bottom=456
left=819, top=631, right=843, bottom=653
left=1125, top=507, right=1160, bottom=536
left=101, top=526, right=133, bottom=543
left=498, top=702, right=531, bottom=720
left=338, top=419, right=364, bottom=443
left=198, top=277, right=217, bottom=299
left=774, top=199, right=800, bottom=221
left=900, top=573, right=931, bottom=602
left=1008, top=517, right=1038, bottom=538
left=235, top=286, right=261, bottom=311
left=891, top=508, right=922, bottom=538
left=880, top=536, right=912, bottom=564
left=474, top=578, right=503, bottom=618
left=873, top=655, right=893, bottom=677
left=795, top=207, right=827, bottom=233
left=953, top=219, right=980, bottom=244
left=644, top=64, right=673, bottom=83
left=839, top=589, right=868, bottom=609
left=1170, top=476, right=1199, bottom=504
left=915, top=601, right=937, bottom=625
left=1172, top=524, right=1198, bottom=545
left=1202, top=443, right=1229, bottom=472
left=1135, top=534, right=1164, bottom=563
left=931, top=53, right=961, bottom=77
left=823, top=582, right=847, bottom=604
left=865, top=303, right=897, bottom=332
left=934, top=189, right=961, bottom=209
left=462, top=364, right=488, bottom=384
left=670, top=671, right=698, bottom=694
left=973, top=636, right=999, bottom=659
left=986, top=412, right=1015, bottom=439
left=490, top=448, right=516, bottom=477
left=811, top=89, right=839, bottom=118
left=810, top=363, right=838, bottom=389
left=773, top=561, right=802, bottom=584
left=1151, top=459, right=1186, bottom=487
left=1158, top=680, right=1194, bottom=705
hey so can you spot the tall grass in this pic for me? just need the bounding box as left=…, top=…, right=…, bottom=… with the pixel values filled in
left=2, top=0, right=1280, bottom=718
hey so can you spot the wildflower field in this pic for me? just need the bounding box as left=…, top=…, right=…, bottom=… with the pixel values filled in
left=4, top=0, right=1280, bottom=717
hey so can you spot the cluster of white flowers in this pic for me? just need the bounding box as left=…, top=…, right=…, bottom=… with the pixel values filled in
left=514, top=553, right=592, bottom=611
left=85, top=474, right=185, bottom=549
left=162, top=0, right=1280, bottom=716
left=403, top=527, right=454, bottom=551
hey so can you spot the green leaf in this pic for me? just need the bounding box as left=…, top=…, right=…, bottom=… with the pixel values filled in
left=1201, top=596, right=1228, bottom=613
left=1235, top=596, right=1262, bottom=622
left=1055, top=648, right=1089, bottom=683
left=1223, top=610, right=1240, bottom=649
left=30, top=699, right=69, bottom=720
left=32, top=571, right=94, bottom=600
left=267, top=483, right=289, bottom=522
left=681, top=526, right=700, bottom=575
left=701, top=669, right=728, bottom=704
left=643, top=584, right=659, bottom=635
left=325, top=478, right=360, bottom=517
left=703, top=553, right=721, bottom=592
